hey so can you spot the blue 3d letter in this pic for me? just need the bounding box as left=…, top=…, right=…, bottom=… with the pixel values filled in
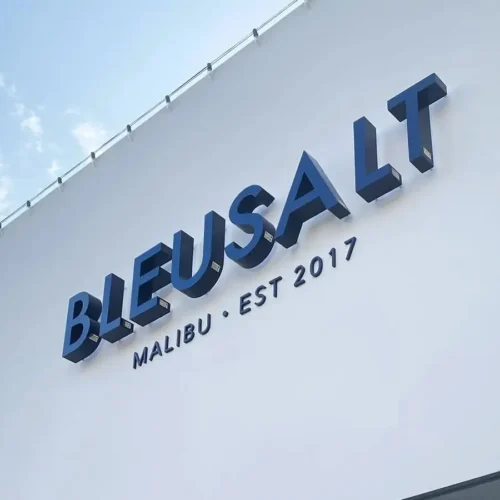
left=354, top=117, right=402, bottom=202
left=225, top=185, right=276, bottom=268
left=62, top=292, right=102, bottom=363
left=172, top=211, right=226, bottom=298
left=387, top=73, right=447, bottom=173
left=130, top=242, right=172, bottom=327
left=100, top=274, right=134, bottom=343
left=275, top=151, right=350, bottom=248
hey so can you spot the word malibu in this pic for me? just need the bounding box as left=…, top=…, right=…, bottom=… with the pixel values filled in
left=62, top=73, right=447, bottom=363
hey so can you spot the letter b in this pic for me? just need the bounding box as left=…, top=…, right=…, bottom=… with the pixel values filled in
left=62, top=292, right=102, bottom=363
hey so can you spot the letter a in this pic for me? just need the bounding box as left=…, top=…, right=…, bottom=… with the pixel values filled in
left=276, top=151, right=349, bottom=248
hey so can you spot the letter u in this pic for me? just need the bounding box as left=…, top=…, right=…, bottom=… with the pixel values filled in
left=171, top=211, right=226, bottom=298
left=198, top=314, right=212, bottom=335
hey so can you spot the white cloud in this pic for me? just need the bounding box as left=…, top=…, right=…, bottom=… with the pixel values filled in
left=13, top=102, right=26, bottom=117
left=21, top=113, right=43, bottom=138
left=0, top=75, right=44, bottom=144
left=64, top=107, right=81, bottom=117
left=47, top=159, right=60, bottom=177
left=0, top=175, right=12, bottom=219
left=72, top=122, right=107, bottom=154
left=0, top=154, right=12, bottom=219
left=0, top=74, right=16, bottom=97
left=35, top=140, right=44, bottom=153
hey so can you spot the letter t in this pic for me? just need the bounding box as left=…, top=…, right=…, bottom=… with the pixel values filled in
left=387, top=73, right=447, bottom=173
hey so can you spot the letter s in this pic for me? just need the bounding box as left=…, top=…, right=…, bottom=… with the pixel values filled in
left=225, top=185, right=276, bottom=269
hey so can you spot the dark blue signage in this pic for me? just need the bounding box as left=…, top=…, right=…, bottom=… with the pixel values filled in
left=62, top=73, right=447, bottom=364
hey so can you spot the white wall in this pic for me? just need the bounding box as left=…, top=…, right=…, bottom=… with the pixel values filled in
left=2, top=0, right=500, bottom=498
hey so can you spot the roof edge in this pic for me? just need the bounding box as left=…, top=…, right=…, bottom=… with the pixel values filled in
left=0, top=0, right=307, bottom=231
left=403, top=470, right=500, bottom=500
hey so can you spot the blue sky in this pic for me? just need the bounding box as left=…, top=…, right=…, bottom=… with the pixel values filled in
left=0, top=0, right=290, bottom=218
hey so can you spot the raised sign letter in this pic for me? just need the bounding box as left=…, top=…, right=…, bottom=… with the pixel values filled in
left=354, top=117, right=402, bottom=202
left=387, top=73, right=447, bottom=173
left=225, top=185, right=276, bottom=268
left=172, top=211, right=226, bottom=298
left=100, top=274, right=134, bottom=343
left=130, top=243, right=172, bottom=326
left=62, top=292, right=102, bottom=363
left=275, top=151, right=350, bottom=248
